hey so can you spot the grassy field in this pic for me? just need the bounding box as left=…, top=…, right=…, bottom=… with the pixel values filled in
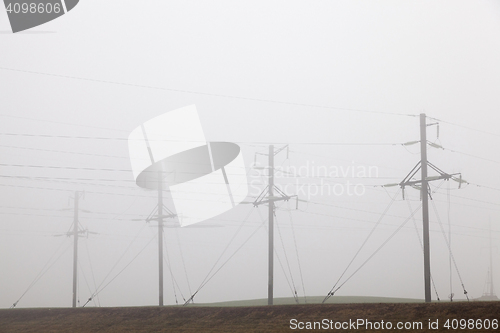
left=194, top=295, right=423, bottom=307
left=1, top=298, right=499, bottom=332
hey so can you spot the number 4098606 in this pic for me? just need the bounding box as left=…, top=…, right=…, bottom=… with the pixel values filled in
left=6, top=2, right=61, bottom=14
left=443, top=319, right=498, bottom=330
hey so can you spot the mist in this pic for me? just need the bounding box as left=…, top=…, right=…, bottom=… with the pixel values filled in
left=0, top=0, right=499, bottom=308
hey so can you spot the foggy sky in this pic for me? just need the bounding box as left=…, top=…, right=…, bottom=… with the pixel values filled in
left=0, top=0, right=499, bottom=308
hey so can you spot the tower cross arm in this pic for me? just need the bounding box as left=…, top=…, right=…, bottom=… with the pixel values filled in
left=399, top=172, right=461, bottom=188
left=253, top=195, right=294, bottom=207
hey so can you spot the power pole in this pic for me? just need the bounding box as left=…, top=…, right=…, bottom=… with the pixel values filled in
left=420, top=114, right=431, bottom=303
left=268, top=145, right=274, bottom=305
left=56, top=192, right=96, bottom=307
left=134, top=173, right=175, bottom=306
left=398, top=113, right=463, bottom=303
left=72, top=191, right=80, bottom=308
left=158, top=171, right=164, bottom=307
left=488, top=219, right=495, bottom=297
left=449, top=187, right=453, bottom=302
left=252, top=144, right=297, bottom=306
left=478, top=219, right=498, bottom=300
left=137, top=172, right=176, bottom=306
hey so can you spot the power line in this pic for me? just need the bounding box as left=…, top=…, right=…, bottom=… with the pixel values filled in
left=339, top=206, right=419, bottom=291
left=83, top=232, right=157, bottom=307
left=469, top=183, right=500, bottom=193
left=0, top=131, right=402, bottom=146
left=274, top=214, right=299, bottom=303
left=0, top=143, right=129, bottom=160
left=287, top=204, right=500, bottom=240
left=289, top=149, right=409, bottom=174
left=1, top=176, right=498, bottom=221
left=441, top=146, right=500, bottom=165
left=323, top=188, right=401, bottom=302
left=186, top=219, right=267, bottom=306
left=431, top=200, right=469, bottom=301
left=287, top=208, right=307, bottom=303
left=1, top=177, right=498, bottom=217
left=10, top=238, right=72, bottom=308
left=0, top=162, right=132, bottom=173
left=428, top=116, right=500, bottom=139
left=0, top=113, right=128, bottom=133
left=0, top=175, right=136, bottom=182
left=256, top=204, right=300, bottom=304
left=431, top=188, right=500, bottom=208
left=0, top=66, right=417, bottom=118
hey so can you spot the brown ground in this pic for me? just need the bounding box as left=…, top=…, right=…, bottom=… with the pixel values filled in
left=1, top=301, right=499, bottom=332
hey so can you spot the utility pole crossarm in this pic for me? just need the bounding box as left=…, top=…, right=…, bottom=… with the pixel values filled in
left=252, top=196, right=294, bottom=207
left=399, top=159, right=461, bottom=192
left=400, top=174, right=458, bottom=187
left=272, top=144, right=289, bottom=156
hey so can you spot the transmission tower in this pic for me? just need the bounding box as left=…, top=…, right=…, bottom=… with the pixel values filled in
left=481, top=220, right=497, bottom=300
left=252, top=145, right=298, bottom=305
left=398, top=113, right=464, bottom=303
left=71, top=191, right=81, bottom=308
left=136, top=172, right=176, bottom=306
left=55, top=191, right=95, bottom=308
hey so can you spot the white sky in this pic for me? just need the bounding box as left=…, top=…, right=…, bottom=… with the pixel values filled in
left=0, top=0, right=499, bottom=308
